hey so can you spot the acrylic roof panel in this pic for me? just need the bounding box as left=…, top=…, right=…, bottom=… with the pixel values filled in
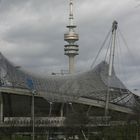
left=0, top=53, right=139, bottom=108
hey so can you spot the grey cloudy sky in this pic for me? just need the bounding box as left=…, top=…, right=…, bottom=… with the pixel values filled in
left=0, top=0, right=140, bottom=92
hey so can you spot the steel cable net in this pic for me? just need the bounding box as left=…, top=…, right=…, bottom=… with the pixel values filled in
left=0, top=53, right=139, bottom=109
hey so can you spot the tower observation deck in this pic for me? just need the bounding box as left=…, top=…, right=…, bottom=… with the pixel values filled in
left=64, top=0, right=79, bottom=74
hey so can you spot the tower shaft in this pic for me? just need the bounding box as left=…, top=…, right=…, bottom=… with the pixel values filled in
left=64, top=0, right=79, bottom=74
left=69, top=55, right=75, bottom=74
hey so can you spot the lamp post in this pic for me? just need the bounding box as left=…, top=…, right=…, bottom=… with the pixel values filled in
left=32, top=90, right=36, bottom=140
left=26, top=78, right=36, bottom=140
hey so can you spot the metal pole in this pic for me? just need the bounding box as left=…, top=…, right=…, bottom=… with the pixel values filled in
left=26, top=78, right=35, bottom=140
left=136, top=124, right=139, bottom=140
left=81, top=130, right=88, bottom=140
left=32, top=91, right=35, bottom=140
left=0, top=92, right=3, bottom=123
left=105, top=21, right=118, bottom=116
left=60, top=103, right=64, bottom=117
left=105, top=77, right=110, bottom=116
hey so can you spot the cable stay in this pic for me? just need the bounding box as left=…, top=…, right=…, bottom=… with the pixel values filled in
left=104, top=33, right=113, bottom=62
left=118, top=27, right=139, bottom=69
left=90, top=28, right=112, bottom=69
left=117, top=27, right=140, bottom=91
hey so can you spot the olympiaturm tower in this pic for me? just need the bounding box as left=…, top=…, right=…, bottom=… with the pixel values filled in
left=64, top=0, right=79, bottom=74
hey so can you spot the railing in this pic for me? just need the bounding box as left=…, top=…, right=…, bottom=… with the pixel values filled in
left=0, top=117, right=131, bottom=128
left=0, top=116, right=111, bottom=127
left=0, top=117, right=65, bottom=127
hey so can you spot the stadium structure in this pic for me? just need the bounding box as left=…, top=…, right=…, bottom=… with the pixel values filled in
left=0, top=0, right=140, bottom=140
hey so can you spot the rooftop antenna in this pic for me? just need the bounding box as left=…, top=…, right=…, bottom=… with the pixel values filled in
left=64, top=0, right=79, bottom=74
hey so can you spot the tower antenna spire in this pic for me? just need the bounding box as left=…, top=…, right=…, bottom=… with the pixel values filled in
left=64, top=0, right=79, bottom=74
left=69, top=0, right=74, bottom=26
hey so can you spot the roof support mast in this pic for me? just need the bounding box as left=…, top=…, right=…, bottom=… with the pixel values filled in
left=108, top=21, right=118, bottom=76
left=105, top=21, right=118, bottom=116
